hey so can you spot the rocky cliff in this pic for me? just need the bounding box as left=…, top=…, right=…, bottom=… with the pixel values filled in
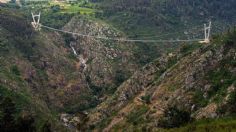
left=1, top=3, right=236, bottom=132
left=78, top=30, right=236, bottom=131
left=63, top=16, right=139, bottom=98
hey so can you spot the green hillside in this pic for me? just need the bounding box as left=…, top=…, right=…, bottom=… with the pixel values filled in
left=1, top=0, right=236, bottom=131
left=95, top=0, right=236, bottom=36
left=82, top=27, right=236, bottom=132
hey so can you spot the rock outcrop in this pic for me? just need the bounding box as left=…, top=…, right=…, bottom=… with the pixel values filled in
left=80, top=31, right=236, bottom=131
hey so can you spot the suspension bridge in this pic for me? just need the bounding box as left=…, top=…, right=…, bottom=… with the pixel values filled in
left=31, top=12, right=212, bottom=44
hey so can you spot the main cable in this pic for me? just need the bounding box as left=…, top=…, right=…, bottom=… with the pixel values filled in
left=40, top=24, right=204, bottom=43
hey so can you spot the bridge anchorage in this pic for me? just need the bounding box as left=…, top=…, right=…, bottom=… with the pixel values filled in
left=31, top=12, right=41, bottom=31
left=199, top=21, right=211, bottom=44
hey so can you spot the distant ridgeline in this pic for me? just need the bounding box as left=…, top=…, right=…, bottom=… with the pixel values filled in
left=94, top=0, right=236, bottom=36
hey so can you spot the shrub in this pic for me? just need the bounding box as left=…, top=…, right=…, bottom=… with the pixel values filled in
left=141, top=95, right=151, bottom=104
left=63, top=34, right=75, bottom=46
left=158, top=107, right=191, bottom=128
left=11, top=65, right=20, bottom=76
left=115, top=70, right=126, bottom=86
left=0, top=97, right=17, bottom=131
left=218, top=91, right=236, bottom=115
left=0, top=38, right=9, bottom=52
left=51, top=5, right=61, bottom=13
left=180, top=43, right=201, bottom=56
left=207, top=67, right=236, bottom=103
left=126, top=105, right=149, bottom=125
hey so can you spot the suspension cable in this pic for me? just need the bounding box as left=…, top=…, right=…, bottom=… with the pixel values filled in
left=40, top=24, right=204, bottom=43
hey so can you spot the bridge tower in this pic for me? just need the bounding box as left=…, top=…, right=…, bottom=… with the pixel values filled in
left=199, top=21, right=211, bottom=44
left=31, top=12, right=41, bottom=31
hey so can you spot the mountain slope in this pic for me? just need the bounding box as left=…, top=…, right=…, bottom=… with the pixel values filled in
left=63, top=15, right=139, bottom=98
left=78, top=29, right=236, bottom=131
left=2, top=1, right=236, bottom=132
left=97, top=0, right=236, bottom=36
left=0, top=5, right=140, bottom=131
left=0, top=7, right=70, bottom=131
left=92, top=0, right=236, bottom=62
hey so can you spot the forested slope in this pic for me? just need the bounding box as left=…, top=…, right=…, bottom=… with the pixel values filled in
left=0, top=5, right=139, bottom=131
left=88, top=0, right=236, bottom=63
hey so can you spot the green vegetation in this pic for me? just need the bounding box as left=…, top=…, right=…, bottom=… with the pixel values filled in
left=165, top=117, right=236, bottom=132
left=193, top=29, right=236, bottom=109
left=96, top=0, right=236, bottom=37
left=141, top=95, right=151, bottom=104
left=192, top=29, right=236, bottom=107
left=114, top=70, right=127, bottom=86
left=22, top=0, right=98, bottom=15
left=64, top=97, right=98, bottom=114
left=51, top=5, right=61, bottom=13
left=208, top=68, right=236, bottom=102
left=158, top=107, right=192, bottom=128
left=11, top=65, right=20, bottom=76
left=0, top=6, right=78, bottom=131
left=2, top=1, right=236, bottom=131
left=91, top=0, right=236, bottom=64
left=193, top=90, right=208, bottom=108
left=0, top=35, right=9, bottom=52
left=0, top=85, right=37, bottom=131
left=126, top=105, right=149, bottom=125
left=180, top=43, right=202, bottom=56
left=49, top=2, right=97, bottom=14
left=133, top=42, right=167, bottom=65
left=40, top=11, right=74, bottom=29
left=96, top=116, right=115, bottom=130
left=0, top=96, right=32, bottom=132
left=61, top=5, right=97, bottom=14
left=229, top=90, right=236, bottom=106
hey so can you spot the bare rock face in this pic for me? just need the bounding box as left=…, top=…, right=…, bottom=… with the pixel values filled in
left=83, top=53, right=179, bottom=128
left=80, top=35, right=236, bottom=131
left=194, top=103, right=218, bottom=119
left=63, top=16, right=139, bottom=96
